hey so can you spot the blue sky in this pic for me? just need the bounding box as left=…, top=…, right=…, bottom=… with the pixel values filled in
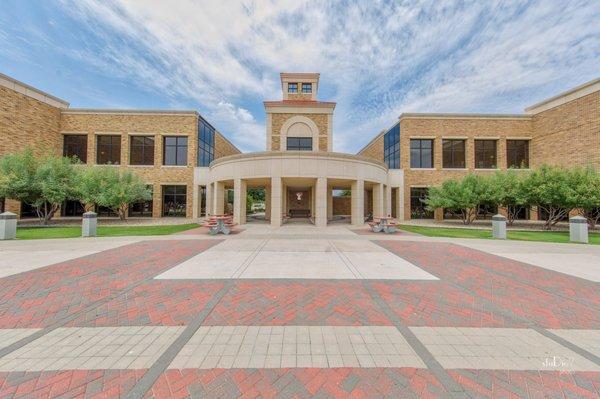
left=1, top=1, right=599, bottom=153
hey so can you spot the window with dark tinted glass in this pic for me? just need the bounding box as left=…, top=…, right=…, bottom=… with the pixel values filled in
left=507, top=140, right=529, bottom=168
left=474, top=140, right=497, bottom=169
left=288, top=83, right=298, bottom=93
left=163, top=136, right=188, bottom=166
left=96, top=135, right=121, bottom=164
left=63, top=135, right=87, bottom=162
left=198, top=118, right=215, bottom=167
left=286, top=137, right=312, bottom=151
left=410, top=187, right=433, bottom=219
left=162, top=185, right=187, bottom=217
left=410, top=139, right=433, bottom=168
left=301, top=83, right=312, bottom=93
left=383, top=123, right=400, bottom=169
left=130, top=185, right=153, bottom=217
left=61, top=200, right=85, bottom=217
left=130, top=136, right=155, bottom=165
left=0, top=197, right=5, bottom=213
left=442, top=139, right=465, bottom=168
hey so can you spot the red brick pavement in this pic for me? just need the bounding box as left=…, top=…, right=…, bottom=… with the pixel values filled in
left=68, top=280, right=225, bottom=327
left=2, top=238, right=600, bottom=398
left=0, top=369, right=145, bottom=399
left=0, top=240, right=220, bottom=328
left=371, top=280, right=525, bottom=328
left=148, top=368, right=446, bottom=398
left=378, top=241, right=600, bottom=329
left=448, top=370, right=600, bottom=399
left=204, top=280, right=392, bottom=326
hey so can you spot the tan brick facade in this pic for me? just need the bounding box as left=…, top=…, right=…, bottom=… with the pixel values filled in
left=214, top=132, right=240, bottom=159
left=530, top=91, right=599, bottom=168
left=357, top=134, right=384, bottom=162
left=399, top=116, right=533, bottom=219
left=60, top=112, right=198, bottom=218
left=0, top=86, right=62, bottom=158
left=269, top=113, right=330, bottom=151
left=1, top=76, right=240, bottom=220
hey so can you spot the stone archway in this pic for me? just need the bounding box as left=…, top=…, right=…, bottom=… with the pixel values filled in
left=279, top=115, right=319, bottom=151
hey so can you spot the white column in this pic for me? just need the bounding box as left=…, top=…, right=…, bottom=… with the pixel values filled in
left=385, top=185, right=392, bottom=217
left=351, top=179, right=364, bottom=226
left=192, top=184, right=199, bottom=219
left=214, top=181, right=225, bottom=215
left=373, top=183, right=384, bottom=218
left=265, top=186, right=271, bottom=221
left=233, top=178, right=247, bottom=225
left=327, top=187, right=333, bottom=220
left=270, top=177, right=282, bottom=227
left=397, top=187, right=405, bottom=221
left=205, top=183, right=212, bottom=217
left=315, top=177, right=327, bottom=227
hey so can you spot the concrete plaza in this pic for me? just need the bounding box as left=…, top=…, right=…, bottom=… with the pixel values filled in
left=0, top=224, right=599, bottom=398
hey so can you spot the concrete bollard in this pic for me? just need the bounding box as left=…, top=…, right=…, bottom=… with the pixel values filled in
left=82, top=211, right=97, bottom=237
left=569, top=216, right=588, bottom=244
left=492, top=214, right=507, bottom=239
left=0, top=212, right=17, bottom=240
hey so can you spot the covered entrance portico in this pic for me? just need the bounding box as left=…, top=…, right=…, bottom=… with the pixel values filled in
left=202, top=151, right=393, bottom=227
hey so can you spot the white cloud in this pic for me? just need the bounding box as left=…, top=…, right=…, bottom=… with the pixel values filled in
left=56, top=0, right=599, bottom=152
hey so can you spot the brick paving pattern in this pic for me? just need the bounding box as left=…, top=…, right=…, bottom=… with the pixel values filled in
left=0, top=237, right=599, bottom=398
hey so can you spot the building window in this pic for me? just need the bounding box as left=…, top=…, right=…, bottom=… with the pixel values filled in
left=130, top=136, right=155, bottom=165
left=96, top=135, right=121, bottom=165
left=162, top=185, right=187, bottom=217
left=410, top=139, right=434, bottom=168
left=474, top=140, right=497, bottom=169
left=507, top=140, right=529, bottom=168
left=0, top=197, right=5, bottom=213
left=63, top=135, right=87, bottom=163
left=410, top=187, right=433, bottom=219
left=163, top=136, right=188, bottom=166
left=61, top=200, right=85, bottom=217
left=301, top=83, right=312, bottom=93
left=383, top=123, right=400, bottom=169
left=198, top=118, right=215, bottom=167
left=129, top=185, right=153, bottom=217
left=288, top=83, right=298, bottom=93
left=286, top=137, right=312, bottom=151
left=442, top=139, right=465, bottom=168
left=96, top=205, right=117, bottom=217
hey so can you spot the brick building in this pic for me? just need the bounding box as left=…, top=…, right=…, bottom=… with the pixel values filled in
left=1, top=71, right=598, bottom=224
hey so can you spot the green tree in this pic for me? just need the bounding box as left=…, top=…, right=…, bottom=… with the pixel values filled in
left=95, top=168, right=152, bottom=220
left=568, top=166, right=600, bottom=229
left=488, top=170, right=529, bottom=225
left=426, top=174, right=490, bottom=225
left=0, top=150, right=78, bottom=225
left=521, top=165, right=574, bottom=230
left=74, top=166, right=107, bottom=211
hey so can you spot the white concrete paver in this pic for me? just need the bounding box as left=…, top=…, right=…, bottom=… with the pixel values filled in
left=0, top=326, right=184, bottom=371
left=0, top=329, right=41, bottom=350
left=169, top=326, right=425, bottom=369
left=550, top=329, right=600, bottom=357
left=155, top=238, right=437, bottom=280
left=411, top=327, right=600, bottom=371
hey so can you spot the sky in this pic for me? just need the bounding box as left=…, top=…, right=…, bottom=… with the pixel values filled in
left=1, top=1, right=599, bottom=153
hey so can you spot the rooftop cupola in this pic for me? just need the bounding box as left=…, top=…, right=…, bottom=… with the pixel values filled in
left=280, top=73, right=319, bottom=101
